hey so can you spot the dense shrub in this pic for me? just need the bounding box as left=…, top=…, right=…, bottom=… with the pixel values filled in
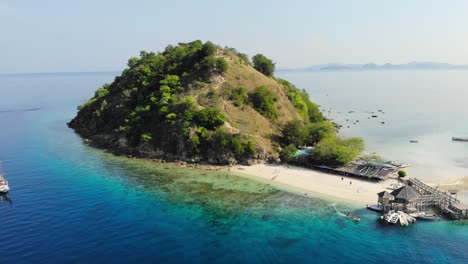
left=281, top=119, right=307, bottom=146
left=398, top=170, right=407, bottom=178
left=309, top=136, right=364, bottom=165
left=306, top=121, right=335, bottom=145
left=249, top=86, right=278, bottom=119
left=280, top=144, right=298, bottom=163
left=194, top=108, right=226, bottom=130
left=229, top=86, right=248, bottom=107
left=278, top=79, right=323, bottom=123
left=207, top=129, right=255, bottom=161
left=252, top=54, right=275, bottom=76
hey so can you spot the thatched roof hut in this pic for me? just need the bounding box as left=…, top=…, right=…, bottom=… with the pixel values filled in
left=391, top=185, right=420, bottom=203
left=377, top=191, right=394, bottom=204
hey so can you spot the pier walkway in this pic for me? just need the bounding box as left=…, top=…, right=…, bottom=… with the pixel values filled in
left=407, top=178, right=460, bottom=204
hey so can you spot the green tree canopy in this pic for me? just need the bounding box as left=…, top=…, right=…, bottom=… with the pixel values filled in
left=280, top=144, right=298, bottom=163
left=252, top=54, right=275, bottom=76
left=310, top=136, right=364, bottom=165
left=306, top=121, right=335, bottom=145
left=249, top=86, right=278, bottom=119
left=281, top=119, right=307, bottom=146
left=194, top=108, right=226, bottom=130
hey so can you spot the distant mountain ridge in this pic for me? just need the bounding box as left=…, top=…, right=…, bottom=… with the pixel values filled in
left=280, top=62, right=468, bottom=71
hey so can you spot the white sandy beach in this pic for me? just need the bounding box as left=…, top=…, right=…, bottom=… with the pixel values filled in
left=232, top=163, right=399, bottom=206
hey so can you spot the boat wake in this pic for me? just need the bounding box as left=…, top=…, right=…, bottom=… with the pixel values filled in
left=331, top=203, right=346, bottom=217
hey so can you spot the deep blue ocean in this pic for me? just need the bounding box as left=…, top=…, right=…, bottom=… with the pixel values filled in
left=1, top=73, right=468, bottom=263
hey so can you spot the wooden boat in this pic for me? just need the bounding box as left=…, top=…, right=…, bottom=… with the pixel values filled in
left=452, top=137, right=468, bottom=142
left=366, top=204, right=383, bottom=212
left=0, top=162, right=9, bottom=193
left=345, top=213, right=360, bottom=222
left=409, top=140, right=418, bottom=143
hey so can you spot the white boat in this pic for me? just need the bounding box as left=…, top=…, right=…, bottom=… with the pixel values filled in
left=410, top=212, right=441, bottom=221
left=409, top=212, right=425, bottom=218
left=419, top=214, right=441, bottom=221
left=381, top=210, right=416, bottom=225
left=388, top=161, right=410, bottom=168
left=0, top=162, right=9, bottom=193
left=381, top=211, right=400, bottom=224
left=0, top=176, right=9, bottom=193
left=399, top=213, right=409, bottom=226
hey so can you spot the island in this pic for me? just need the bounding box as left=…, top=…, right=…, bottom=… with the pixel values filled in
left=69, top=40, right=468, bottom=224
left=69, top=40, right=364, bottom=166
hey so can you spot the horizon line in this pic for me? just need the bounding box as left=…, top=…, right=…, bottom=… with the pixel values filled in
left=0, top=70, right=121, bottom=76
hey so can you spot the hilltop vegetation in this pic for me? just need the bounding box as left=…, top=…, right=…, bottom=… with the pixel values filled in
left=69, top=40, right=363, bottom=165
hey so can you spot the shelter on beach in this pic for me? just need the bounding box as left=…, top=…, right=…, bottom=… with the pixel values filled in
left=377, top=191, right=394, bottom=205
left=390, top=185, right=420, bottom=204
left=376, top=178, right=468, bottom=219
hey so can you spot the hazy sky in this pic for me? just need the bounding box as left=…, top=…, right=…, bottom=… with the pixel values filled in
left=2, top=0, right=468, bottom=73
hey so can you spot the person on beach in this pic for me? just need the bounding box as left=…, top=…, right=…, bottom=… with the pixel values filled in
left=341, top=177, right=344, bottom=181
left=350, top=181, right=352, bottom=185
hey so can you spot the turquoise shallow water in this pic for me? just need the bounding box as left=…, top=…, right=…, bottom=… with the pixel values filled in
left=1, top=73, right=468, bottom=263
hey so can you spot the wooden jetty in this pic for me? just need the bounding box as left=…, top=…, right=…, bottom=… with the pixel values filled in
left=375, top=177, right=468, bottom=220
left=407, top=178, right=459, bottom=204
left=291, top=159, right=397, bottom=181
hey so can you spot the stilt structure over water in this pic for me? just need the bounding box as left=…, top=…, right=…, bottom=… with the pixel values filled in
left=376, top=178, right=468, bottom=220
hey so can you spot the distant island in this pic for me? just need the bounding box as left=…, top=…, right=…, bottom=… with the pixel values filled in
left=69, top=40, right=364, bottom=165
left=280, top=62, right=468, bottom=72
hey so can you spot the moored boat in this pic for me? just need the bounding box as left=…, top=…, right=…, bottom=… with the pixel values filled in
left=419, top=214, right=441, bottom=221
left=0, top=174, right=9, bottom=193
left=410, top=212, right=441, bottom=221
left=0, top=162, right=9, bottom=193
left=381, top=210, right=416, bottom=226
left=452, top=137, right=468, bottom=142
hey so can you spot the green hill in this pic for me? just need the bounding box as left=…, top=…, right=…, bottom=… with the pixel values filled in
left=69, top=40, right=361, bottom=165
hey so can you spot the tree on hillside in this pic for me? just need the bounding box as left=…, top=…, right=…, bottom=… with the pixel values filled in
left=249, top=86, right=278, bottom=119
left=280, top=144, right=298, bottom=163
left=252, top=54, right=275, bottom=76
left=194, top=108, right=226, bottom=130
left=306, top=121, right=335, bottom=145
left=281, top=119, right=307, bottom=147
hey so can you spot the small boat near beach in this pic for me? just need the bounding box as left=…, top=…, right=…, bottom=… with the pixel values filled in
left=388, top=161, right=410, bottom=168
left=381, top=210, right=416, bottom=226
left=452, top=137, right=468, bottom=142
left=345, top=213, right=360, bottom=222
left=409, top=212, right=441, bottom=221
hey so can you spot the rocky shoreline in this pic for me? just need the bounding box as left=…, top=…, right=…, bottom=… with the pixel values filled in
left=76, top=131, right=268, bottom=168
